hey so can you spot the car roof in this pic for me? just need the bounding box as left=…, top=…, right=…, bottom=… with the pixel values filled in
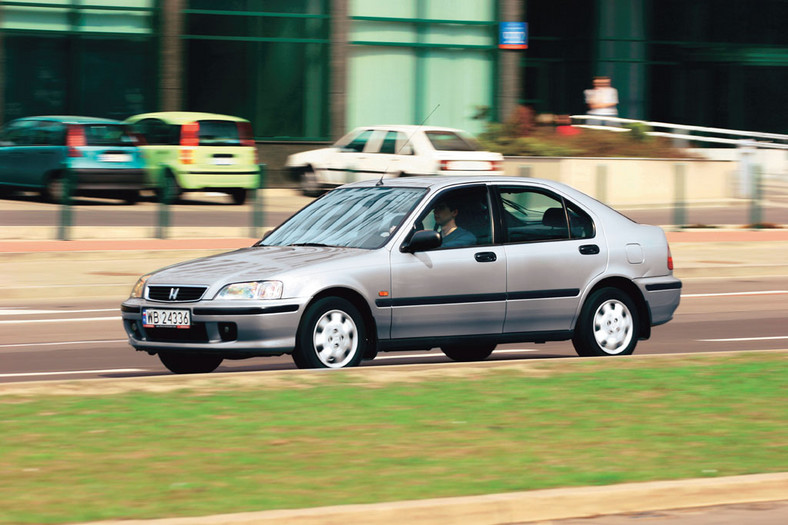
left=14, top=115, right=124, bottom=125
left=126, top=112, right=249, bottom=124
left=349, top=125, right=472, bottom=134
left=345, top=176, right=558, bottom=190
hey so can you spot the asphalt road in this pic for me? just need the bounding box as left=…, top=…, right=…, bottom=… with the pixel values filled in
left=2, top=275, right=786, bottom=384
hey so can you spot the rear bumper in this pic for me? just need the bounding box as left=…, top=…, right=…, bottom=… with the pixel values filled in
left=174, top=169, right=260, bottom=190
left=73, top=168, right=146, bottom=190
left=635, top=276, right=682, bottom=326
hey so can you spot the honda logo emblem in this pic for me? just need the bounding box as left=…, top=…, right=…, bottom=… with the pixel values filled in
left=168, top=288, right=179, bottom=301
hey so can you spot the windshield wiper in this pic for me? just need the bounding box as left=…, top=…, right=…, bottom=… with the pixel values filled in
left=288, top=242, right=335, bottom=247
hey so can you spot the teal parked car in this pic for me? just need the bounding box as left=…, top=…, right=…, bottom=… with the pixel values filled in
left=0, top=116, right=147, bottom=204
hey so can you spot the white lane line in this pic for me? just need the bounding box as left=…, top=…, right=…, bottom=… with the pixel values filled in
left=699, top=336, right=788, bottom=342
left=375, top=349, right=539, bottom=361
left=0, top=316, right=121, bottom=325
left=0, top=368, right=145, bottom=379
left=0, top=308, right=118, bottom=316
left=0, top=339, right=127, bottom=349
left=683, top=290, right=788, bottom=298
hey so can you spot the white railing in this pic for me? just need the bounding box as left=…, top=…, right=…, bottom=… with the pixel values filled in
left=570, top=115, right=788, bottom=150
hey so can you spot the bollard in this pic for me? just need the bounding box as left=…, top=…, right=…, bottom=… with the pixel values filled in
left=58, top=168, right=75, bottom=241
left=749, top=164, right=763, bottom=227
left=156, top=172, right=175, bottom=239
left=250, top=164, right=267, bottom=238
left=672, top=163, right=687, bottom=229
left=595, top=164, right=608, bottom=203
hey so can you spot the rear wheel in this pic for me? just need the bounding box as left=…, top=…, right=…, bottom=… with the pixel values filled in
left=43, top=174, right=66, bottom=204
left=229, top=188, right=247, bottom=205
left=441, top=343, right=496, bottom=362
left=292, top=297, right=367, bottom=369
left=572, top=287, right=639, bottom=356
left=300, top=167, right=323, bottom=197
left=158, top=352, right=223, bottom=374
left=121, top=191, right=140, bottom=205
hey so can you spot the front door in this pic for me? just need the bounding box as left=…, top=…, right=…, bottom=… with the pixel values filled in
left=388, top=185, right=506, bottom=339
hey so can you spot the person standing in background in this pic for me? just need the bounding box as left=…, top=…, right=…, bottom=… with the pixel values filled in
left=584, top=76, right=619, bottom=126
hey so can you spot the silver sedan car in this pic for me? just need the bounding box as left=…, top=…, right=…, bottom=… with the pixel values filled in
left=121, top=177, right=681, bottom=374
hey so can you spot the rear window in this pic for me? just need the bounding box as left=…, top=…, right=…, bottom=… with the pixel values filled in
left=425, top=131, right=480, bottom=152
left=195, top=120, right=241, bottom=146
left=83, top=124, right=136, bottom=147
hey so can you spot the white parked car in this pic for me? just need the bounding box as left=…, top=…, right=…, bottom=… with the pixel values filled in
left=285, top=125, right=504, bottom=196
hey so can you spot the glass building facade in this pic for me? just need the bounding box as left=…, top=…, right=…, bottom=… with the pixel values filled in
left=1, top=0, right=786, bottom=143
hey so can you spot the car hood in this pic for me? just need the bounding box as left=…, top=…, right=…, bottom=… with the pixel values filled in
left=147, top=245, right=368, bottom=286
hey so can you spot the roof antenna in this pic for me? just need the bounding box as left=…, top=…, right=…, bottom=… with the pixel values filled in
left=376, top=104, right=441, bottom=186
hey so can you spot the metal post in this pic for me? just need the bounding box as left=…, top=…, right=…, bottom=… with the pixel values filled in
left=156, top=173, right=174, bottom=239
left=250, top=164, right=267, bottom=238
left=595, top=164, right=608, bottom=203
left=58, top=169, right=74, bottom=241
left=673, top=163, right=687, bottom=229
left=749, top=164, right=762, bottom=228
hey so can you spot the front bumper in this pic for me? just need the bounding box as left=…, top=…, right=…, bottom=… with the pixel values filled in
left=635, top=276, right=682, bottom=326
left=120, top=299, right=305, bottom=357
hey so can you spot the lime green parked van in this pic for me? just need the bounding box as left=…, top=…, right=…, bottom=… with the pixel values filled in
left=126, top=112, right=259, bottom=204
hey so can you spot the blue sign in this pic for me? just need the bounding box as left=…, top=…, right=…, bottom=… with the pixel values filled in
left=499, top=22, right=528, bottom=49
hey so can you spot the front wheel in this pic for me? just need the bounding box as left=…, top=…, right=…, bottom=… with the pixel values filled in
left=441, top=344, right=496, bottom=362
left=572, top=288, right=639, bottom=357
left=159, top=352, right=223, bottom=374
left=293, top=297, right=367, bottom=369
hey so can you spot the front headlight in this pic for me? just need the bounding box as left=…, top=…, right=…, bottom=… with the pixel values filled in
left=216, top=281, right=283, bottom=300
left=130, top=274, right=150, bottom=298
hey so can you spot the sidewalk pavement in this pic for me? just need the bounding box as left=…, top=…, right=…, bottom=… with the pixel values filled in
left=1, top=228, right=787, bottom=302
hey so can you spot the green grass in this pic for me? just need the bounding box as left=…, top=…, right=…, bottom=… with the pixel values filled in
left=1, top=352, right=786, bottom=524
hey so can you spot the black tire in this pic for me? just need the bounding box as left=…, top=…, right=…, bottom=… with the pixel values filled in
left=229, top=188, right=247, bottom=205
left=158, top=352, right=223, bottom=374
left=43, top=174, right=66, bottom=204
left=122, top=191, right=140, bottom=205
left=441, top=343, right=496, bottom=362
left=300, top=167, right=323, bottom=197
left=292, top=297, right=368, bottom=369
left=572, top=287, right=640, bottom=357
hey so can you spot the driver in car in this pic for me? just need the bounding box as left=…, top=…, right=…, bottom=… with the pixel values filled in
left=433, top=199, right=476, bottom=248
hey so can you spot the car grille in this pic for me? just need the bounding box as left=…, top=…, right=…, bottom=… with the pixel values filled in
left=144, top=324, right=209, bottom=343
left=147, top=286, right=207, bottom=302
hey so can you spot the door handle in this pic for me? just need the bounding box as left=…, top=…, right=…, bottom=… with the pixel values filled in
left=474, top=251, right=497, bottom=263
left=579, top=244, right=600, bottom=255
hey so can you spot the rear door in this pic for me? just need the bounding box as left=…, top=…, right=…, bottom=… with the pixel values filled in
left=494, top=184, right=607, bottom=334
left=0, top=120, right=37, bottom=186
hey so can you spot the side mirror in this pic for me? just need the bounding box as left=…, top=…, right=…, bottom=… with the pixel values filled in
left=402, top=230, right=441, bottom=253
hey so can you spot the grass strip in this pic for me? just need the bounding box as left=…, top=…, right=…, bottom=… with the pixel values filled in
left=1, top=352, right=786, bottom=524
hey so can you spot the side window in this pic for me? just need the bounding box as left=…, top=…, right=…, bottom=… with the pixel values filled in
left=1, top=121, right=34, bottom=146
left=37, top=121, right=66, bottom=146
left=379, top=131, right=398, bottom=154
left=499, top=188, right=570, bottom=243
left=414, top=186, right=492, bottom=249
left=343, top=129, right=373, bottom=152
left=567, top=200, right=595, bottom=239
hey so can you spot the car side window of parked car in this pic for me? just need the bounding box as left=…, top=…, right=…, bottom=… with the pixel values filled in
left=132, top=118, right=172, bottom=146
left=379, top=131, right=413, bottom=155
left=498, top=187, right=596, bottom=243
left=343, top=129, right=373, bottom=152
left=35, top=121, right=66, bottom=146
left=415, top=185, right=492, bottom=248
left=0, top=120, right=35, bottom=147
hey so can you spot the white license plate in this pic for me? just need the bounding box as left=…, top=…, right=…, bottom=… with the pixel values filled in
left=213, top=157, right=234, bottom=165
left=100, top=153, right=132, bottom=163
left=142, top=308, right=191, bottom=328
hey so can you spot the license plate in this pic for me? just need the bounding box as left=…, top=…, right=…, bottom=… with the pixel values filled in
left=213, top=157, right=234, bottom=165
left=100, top=153, right=132, bottom=163
left=142, top=308, right=191, bottom=328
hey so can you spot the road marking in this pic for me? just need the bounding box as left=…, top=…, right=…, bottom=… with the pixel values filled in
left=0, top=368, right=145, bottom=379
left=699, top=336, right=788, bottom=342
left=0, top=316, right=121, bottom=325
left=0, top=308, right=118, bottom=316
left=0, top=339, right=127, bottom=349
left=683, top=290, right=788, bottom=298
left=375, top=349, right=539, bottom=361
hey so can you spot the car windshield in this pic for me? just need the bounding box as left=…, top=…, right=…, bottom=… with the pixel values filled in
left=259, top=186, right=427, bottom=250
left=84, top=124, right=136, bottom=146
left=425, top=130, right=480, bottom=151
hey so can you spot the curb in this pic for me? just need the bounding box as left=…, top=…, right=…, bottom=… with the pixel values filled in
left=81, top=472, right=788, bottom=525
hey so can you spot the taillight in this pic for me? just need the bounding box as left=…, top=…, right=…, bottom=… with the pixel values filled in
left=66, top=125, right=85, bottom=157
left=439, top=160, right=451, bottom=171
left=491, top=160, right=503, bottom=172
left=180, top=121, right=200, bottom=147
left=180, top=121, right=199, bottom=164
left=667, top=244, right=674, bottom=271
left=237, top=121, right=255, bottom=147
